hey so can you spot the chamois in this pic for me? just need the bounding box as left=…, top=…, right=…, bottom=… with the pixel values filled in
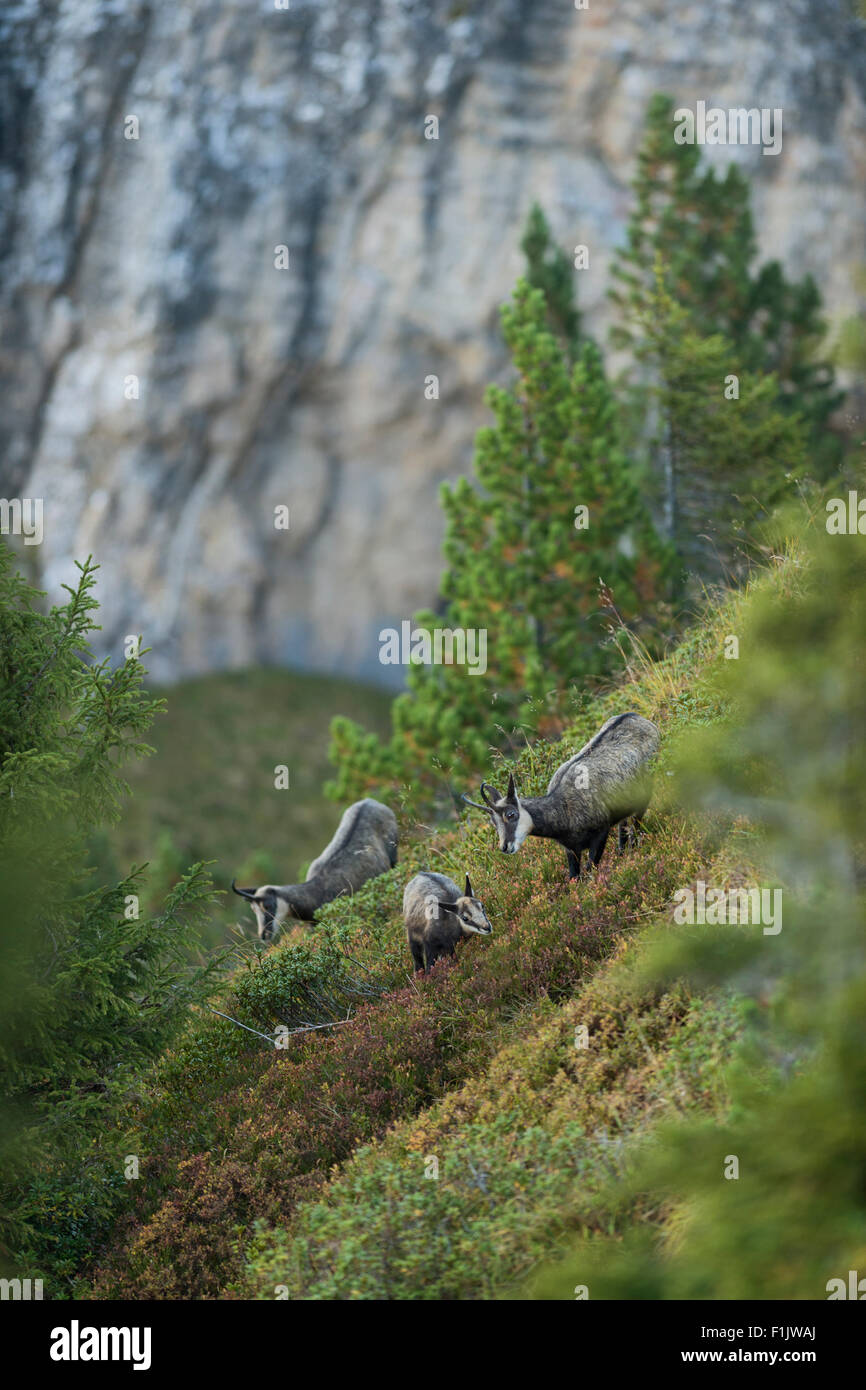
left=232, top=798, right=398, bottom=941
left=464, top=712, right=659, bottom=880
left=403, top=871, right=493, bottom=973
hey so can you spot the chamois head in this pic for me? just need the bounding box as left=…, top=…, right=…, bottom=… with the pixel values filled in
left=463, top=773, right=533, bottom=854
left=231, top=881, right=292, bottom=942
left=437, top=873, right=493, bottom=935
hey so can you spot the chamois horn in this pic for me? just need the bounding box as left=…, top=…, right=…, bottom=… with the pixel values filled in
left=480, top=780, right=503, bottom=806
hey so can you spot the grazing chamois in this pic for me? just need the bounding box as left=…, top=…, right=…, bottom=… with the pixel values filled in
left=403, top=871, right=493, bottom=973
left=232, top=798, right=398, bottom=941
left=463, top=712, right=659, bottom=879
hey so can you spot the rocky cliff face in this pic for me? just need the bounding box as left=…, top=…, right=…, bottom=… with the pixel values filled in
left=1, top=0, right=864, bottom=683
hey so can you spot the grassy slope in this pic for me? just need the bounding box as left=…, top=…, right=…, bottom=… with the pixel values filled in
left=84, top=569, right=780, bottom=1300
left=242, top=955, right=749, bottom=1300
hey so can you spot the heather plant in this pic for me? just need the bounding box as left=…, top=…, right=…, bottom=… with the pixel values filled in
left=241, top=962, right=748, bottom=1300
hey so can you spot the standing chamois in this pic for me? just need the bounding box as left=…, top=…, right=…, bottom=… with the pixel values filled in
left=232, top=798, right=398, bottom=941
left=463, top=712, right=659, bottom=880
left=403, top=871, right=493, bottom=973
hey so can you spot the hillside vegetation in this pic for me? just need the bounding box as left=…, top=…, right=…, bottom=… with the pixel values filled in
left=77, top=533, right=829, bottom=1301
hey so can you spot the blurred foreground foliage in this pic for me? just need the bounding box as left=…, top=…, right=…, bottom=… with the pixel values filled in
left=526, top=511, right=866, bottom=1298
left=0, top=551, right=225, bottom=1284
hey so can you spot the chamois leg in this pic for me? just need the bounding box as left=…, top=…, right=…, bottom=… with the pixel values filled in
left=410, top=941, right=425, bottom=973
left=425, top=943, right=449, bottom=973
left=566, top=848, right=582, bottom=881
left=619, top=814, right=644, bottom=852
left=631, top=813, right=644, bottom=846
left=588, top=827, right=610, bottom=870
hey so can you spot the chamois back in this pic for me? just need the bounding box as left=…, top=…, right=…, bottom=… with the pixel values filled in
left=233, top=798, right=399, bottom=941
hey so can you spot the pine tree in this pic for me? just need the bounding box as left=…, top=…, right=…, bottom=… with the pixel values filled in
left=610, top=93, right=842, bottom=478
left=328, top=281, right=673, bottom=815
left=520, top=202, right=582, bottom=359
left=0, top=549, right=222, bottom=1281
left=639, top=271, right=807, bottom=578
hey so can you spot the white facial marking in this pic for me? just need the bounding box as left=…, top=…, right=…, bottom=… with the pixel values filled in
left=495, top=802, right=533, bottom=851
left=458, top=898, right=492, bottom=934
left=251, top=888, right=291, bottom=939
left=512, top=805, right=533, bottom=850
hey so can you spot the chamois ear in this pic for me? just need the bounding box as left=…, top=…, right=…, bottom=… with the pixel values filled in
left=464, top=873, right=473, bottom=898
left=506, top=772, right=518, bottom=803
left=439, top=900, right=460, bottom=914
